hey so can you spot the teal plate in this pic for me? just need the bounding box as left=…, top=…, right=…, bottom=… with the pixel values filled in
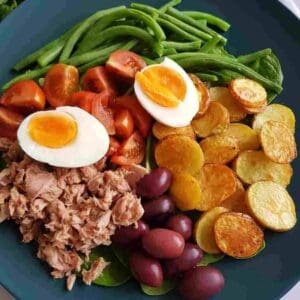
left=0, top=0, right=299, bottom=299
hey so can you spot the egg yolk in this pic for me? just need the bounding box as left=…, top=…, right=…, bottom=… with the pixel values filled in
left=28, top=113, right=77, bottom=148
left=136, top=66, right=187, bottom=107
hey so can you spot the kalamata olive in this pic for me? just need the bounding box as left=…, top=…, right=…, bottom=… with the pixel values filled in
left=143, top=195, right=175, bottom=222
left=179, top=266, right=225, bottom=300
left=130, top=251, right=163, bottom=287
left=136, top=167, right=172, bottom=198
left=142, top=228, right=185, bottom=259
left=112, top=220, right=149, bottom=246
left=164, top=243, right=203, bottom=277
left=165, top=215, right=193, bottom=240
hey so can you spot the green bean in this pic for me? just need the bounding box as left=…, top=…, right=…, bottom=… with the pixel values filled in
left=37, top=39, right=65, bottom=67
left=111, top=19, right=141, bottom=27
left=175, top=53, right=282, bottom=93
left=159, top=0, right=182, bottom=13
left=60, top=6, right=125, bottom=62
left=183, top=11, right=230, bottom=32
left=162, top=41, right=202, bottom=52
left=76, top=25, right=163, bottom=56
left=237, top=48, right=272, bottom=64
left=198, top=19, right=207, bottom=26
left=162, top=48, right=177, bottom=56
left=141, top=56, right=158, bottom=65
left=208, top=69, right=243, bottom=84
left=1, top=66, right=52, bottom=91
left=200, top=36, right=222, bottom=53
left=195, top=73, right=219, bottom=82
left=130, top=3, right=159, bottom=18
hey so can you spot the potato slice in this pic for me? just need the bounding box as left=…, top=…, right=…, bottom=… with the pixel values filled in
left=155, top=135, right=204, bottom=175
left=259, top=120, right=297, bottom=163
left=198, top=164, right=237, bottom=211
left=214, top=212, right=264, bottom=258
left=152, top=122, right=195, bottom=140
left=246, top=181, right=297, bottom=231
left=194, top=207, right=229, bottom=254
left=200, top=134, right=239, bottom=164
left=229, top=79, right=267, bottom=113
left=192, top=102, right=230, bottom=138
left=233, top=150, right=293, bottom=187
left=221, top=123, right=260, bottom=151
left=253, top=103, right=296, bottom=134
left=170, top=172, right=202, bottom=211
left=209, top=86, right=247, bottom=122
left=189, top=74, right=210, bottom=116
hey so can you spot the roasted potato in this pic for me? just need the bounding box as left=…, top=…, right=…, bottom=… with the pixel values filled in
left=233, top=150, right=293, bottom=187
left=170, top=172, right=202, bottom=211
left=152, top=122, right=195, bottom=140
left=221, top=123, right=260, bottom=151
left=209, top=86, right=247, bottom=122
left=200, top=134, right=239, bottom=164
left=253, top=103, right=296, bottom=134
left=192, top=102, right=230, bottom=138
left=259, top=120, right=297, bottom=163
left=155, top=135, right=204, bottom=175
left=214, top=212, right=264, bottom=258
left=246, top=181, right=297, bottom=231
left=194, top=207, right=229, bottom=254
left=198, top=164, right=237, bottom=211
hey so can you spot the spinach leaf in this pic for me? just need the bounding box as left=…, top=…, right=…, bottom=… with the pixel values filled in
left=111, top=243, right=130, bottom=269
left=198, top=253, right=225, bottom=266
left=0, top=155, right=6, bottom=170
left=141, top=279, right=177, bottom=296
left=0, top=0, right=23, bottom=21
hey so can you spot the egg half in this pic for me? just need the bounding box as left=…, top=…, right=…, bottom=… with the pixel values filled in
left=134, top=58, right=199, bottom=127
left=17, top=106, right=109, bottom=168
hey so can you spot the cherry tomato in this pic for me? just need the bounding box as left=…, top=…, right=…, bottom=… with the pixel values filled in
left=113, top=95, right=152, bottom=137
left=0, top=106, right=24, bottom=138
left=82, top=66, right=117, bottom=95
left=114, top=108, right=134, bottom=139
left=106, top=137, right=121, bottom=157
left=1, top=80, right=45, bottom=113
left=44, top=64, right=79, bottom=107
left=106, top=50, right=146, bottom=83
left=111, top=130, right=145, bottom=165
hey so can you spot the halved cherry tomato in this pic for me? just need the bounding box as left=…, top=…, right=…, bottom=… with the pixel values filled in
left=106, top=50, right=146, bottom=83
left=114, top=108, right=134, bottom=139
left=113, top=95, right=152, bottom=137
left=106, top=137, right=121, bottom=157
left=92, top=96, right=115, bottom=135
left=82, top=66, right=117, bottom=95
left=44, top=64, right=79, bottom=107
left=0, top=106, right=24, bottom=138
left=1, top=80, right=46, bottom=114
left=111, top=131, right=145, bottom=165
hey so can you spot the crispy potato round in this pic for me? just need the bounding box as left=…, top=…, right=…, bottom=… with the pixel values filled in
left=209, top=86, right=247, bottom=122
left=221, top=123, right=260, bottom=151
left=214, top=212, right=264, bottom=258
left=253, top=103, right=296, bottom=134
left=152, top=122, right=195, bottom=140
left=189, top=74, right=211, bottom=116
left=229, top=79, right=267, bottom=113
left=194, top=207, right=229, bottom=254
left=259, top=121, right=297, bottom=163
left=170, top=172, right=202, bottom=211
left=155, top=135, right=204, bottom=175
left=191, top=102, right=230, bottom=138
left=246, top=181, right=297, bottom=231
left=233, top=150, right=293, bottom=187
left=198, top=164, right=237, bottom=211
left=200, top=134, right=239, bottom=164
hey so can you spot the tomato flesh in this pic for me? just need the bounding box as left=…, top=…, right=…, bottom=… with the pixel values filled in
left=1, top=80, right=45, bottom=113
left=44, top=64, right=79, bottom=107
left=114, top=108, right=134, bottom=139
left=0, top=106, right=24, bottom=138
left=106, top=137, right=121, bottom=157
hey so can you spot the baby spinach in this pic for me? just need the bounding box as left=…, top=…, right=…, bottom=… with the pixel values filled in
left=0, top=155, right=5, bottom=170
left=0, top=0, right=23, bottom=21
left=141, top=279, right=177, bottom=296
left=198, top=252, right=225, bottom=266
left=111, top=243, right=130, bottom=269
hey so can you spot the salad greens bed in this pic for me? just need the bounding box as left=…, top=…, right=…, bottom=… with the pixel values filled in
left=0, top=0, right=23, bottom=21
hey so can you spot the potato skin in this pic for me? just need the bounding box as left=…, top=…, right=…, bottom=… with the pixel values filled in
left=152, top=122, right=195, bottom=140
left=214, top=212, right=264, bottom=258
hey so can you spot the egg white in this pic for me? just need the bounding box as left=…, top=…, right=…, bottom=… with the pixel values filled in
left=17, top=106, right=109, bottom=168
left=134, top=58, right=199, bottom=127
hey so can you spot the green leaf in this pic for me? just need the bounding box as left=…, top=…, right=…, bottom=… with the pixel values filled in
left=235, top=240, right=266, bottom=260
left=141, top=279, right=177, bottom=296
left=111, top=243, right=130, bottom=269
left=198, top=253, right=225, bottom=266
left=145, top=134, right=156, bottom=171
left=0, top=155, right=6, bottom=170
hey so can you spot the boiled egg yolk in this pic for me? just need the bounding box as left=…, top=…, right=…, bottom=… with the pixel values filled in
left=28, top=113, right=77, bottom=148
left=136, top=66, right=187, bottom=108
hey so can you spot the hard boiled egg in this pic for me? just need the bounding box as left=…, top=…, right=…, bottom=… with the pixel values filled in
left=134, top=58, right=199, bottom=127
left=17, top=106, right=109, bottom=168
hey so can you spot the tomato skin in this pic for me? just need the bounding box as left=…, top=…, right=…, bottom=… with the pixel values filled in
left=0, top=106, right=24, bottom=138
left=44, top=64, right=79, bottom=107
left=106, top=50, right=146, bottom=83
left=1, top=80, right=46, bottom=113
left=111, top=131, right=145, bottom=166
left=114, top=108, right=134, bottom=139
left=113, top=95, right=152, bottom=137
left=106, top=137, right=121, bottom=157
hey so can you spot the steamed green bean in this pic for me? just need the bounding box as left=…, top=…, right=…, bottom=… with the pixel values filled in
left=162, top=41, right=202, bottom=51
